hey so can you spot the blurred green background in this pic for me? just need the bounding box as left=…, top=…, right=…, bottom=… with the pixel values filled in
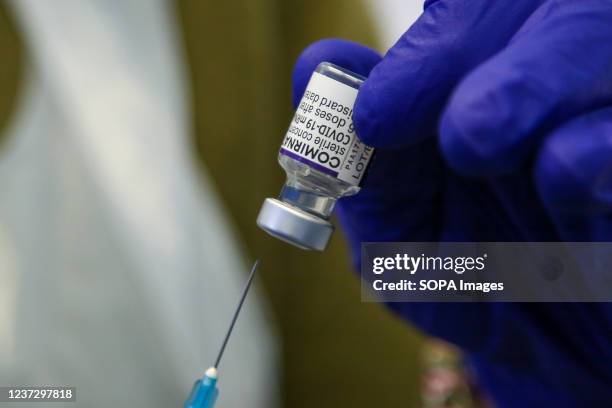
left=0, top=2, right=425, bottom=407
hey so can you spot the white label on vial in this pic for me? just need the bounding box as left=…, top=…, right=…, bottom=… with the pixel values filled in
left=280, top=72, right=374, bottom=186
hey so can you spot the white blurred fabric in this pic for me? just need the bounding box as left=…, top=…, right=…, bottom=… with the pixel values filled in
left=0, top=1, right=278, bottom=407
left=365, top=0, right=422, bottom=50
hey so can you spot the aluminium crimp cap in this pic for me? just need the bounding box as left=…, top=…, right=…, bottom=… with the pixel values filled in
left=257, top=198, right=334, bottom=251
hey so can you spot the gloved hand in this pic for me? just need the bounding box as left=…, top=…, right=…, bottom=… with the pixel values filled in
left=292, top=1, right=612, bottom=407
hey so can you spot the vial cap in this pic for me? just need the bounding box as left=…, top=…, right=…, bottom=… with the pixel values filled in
left=257, top=198, right=334, bottom=251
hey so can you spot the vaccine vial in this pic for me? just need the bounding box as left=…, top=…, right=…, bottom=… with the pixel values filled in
left=257, top=62, right=374, bottom=251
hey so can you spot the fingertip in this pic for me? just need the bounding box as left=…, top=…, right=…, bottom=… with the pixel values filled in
left=439, top=69, right=534, bottom=177
left=535, top=144, right=583, bottom=214
left=291, top=39, right=381, bottom=108
left=353, top=72, right=430, bottom=148
left=353, top=83, right=382, bottom=147
left=535, top=135, right=593, bottom=214
left=535, top=109, right=612, bottom=214
left=439, top=104, right=511, bottom=177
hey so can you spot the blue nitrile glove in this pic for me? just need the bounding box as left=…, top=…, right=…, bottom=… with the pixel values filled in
left=292, top=1, right=612, bottom=407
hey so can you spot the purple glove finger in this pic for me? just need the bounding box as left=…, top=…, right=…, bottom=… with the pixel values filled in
left=353, top=0, right=543, bottom=148
left=440, top=0, right=612, bottom=176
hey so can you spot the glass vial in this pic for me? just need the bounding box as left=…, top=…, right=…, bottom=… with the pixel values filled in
left=257, top=62, right=374, bottom=251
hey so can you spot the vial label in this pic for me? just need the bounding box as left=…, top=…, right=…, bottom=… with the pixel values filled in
left=280, top=72, right=374, bottom=186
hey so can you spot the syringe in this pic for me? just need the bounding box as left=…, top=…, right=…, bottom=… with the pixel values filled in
left=184, top=260, right=260, bottom=408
